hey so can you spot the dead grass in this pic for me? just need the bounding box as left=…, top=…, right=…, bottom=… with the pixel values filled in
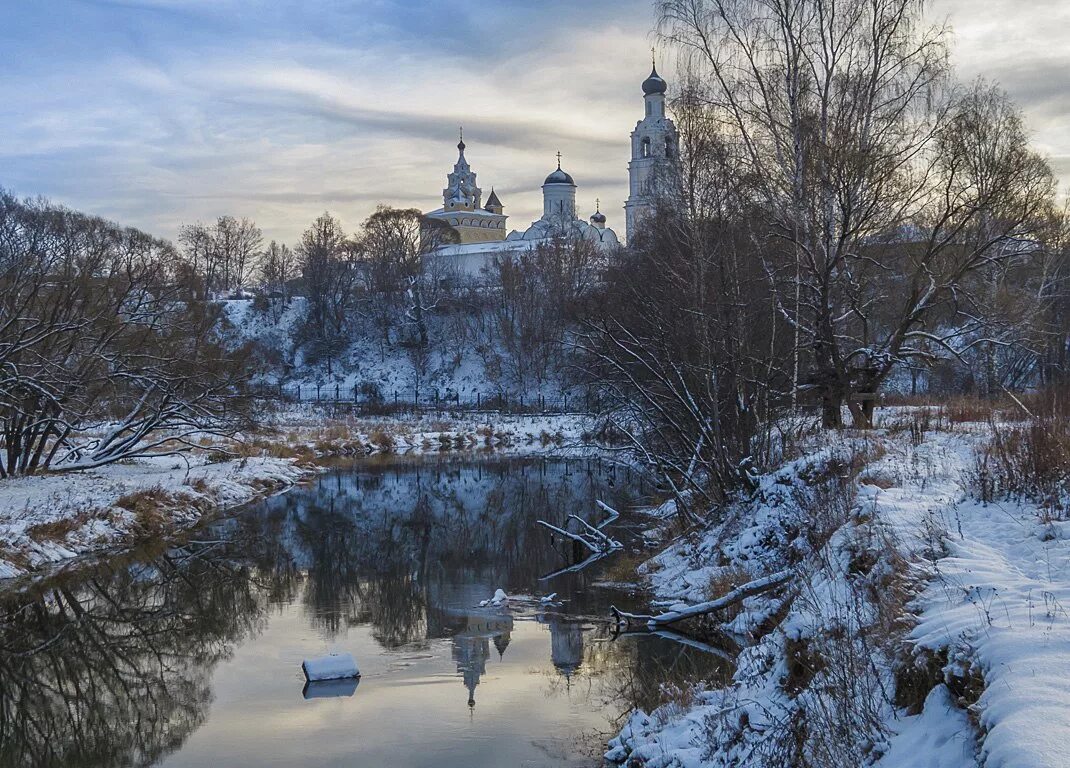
left=600, top=550, right=648, bottom=584
left=368, top=428, right=396, bottom=452
left=705, top=566, right=752, bottom=622
left=26, top=513, right=88, bottom=543
left=0, top=546, right=31, bottom=572
left=972, top=404, right=1070, bottom=513
left=115, top=487, right=179, bottom=532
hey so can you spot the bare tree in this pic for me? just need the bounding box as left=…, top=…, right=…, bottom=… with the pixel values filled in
left=0, top=191, right=252, bottom=476
left=296, top=212, right=355, bottom=373
left=577, top=97, right=791, bottom=503
left=487, top=235, right=602, bottom=393
left=658, top=0, right=1055, bottom=426
left=260, top=240, right=297, bottom=320
left=356, top=206, right=458, bottom=348
left=178, top=216, right=262, bottom=297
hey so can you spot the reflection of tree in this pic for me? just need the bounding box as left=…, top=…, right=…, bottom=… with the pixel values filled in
left=0, top=457, right=653, bottom=766
left=541, top=622, right=734, bottom=720
left=295, top=494, right=431, bottom=646
left=0, top=547, right=268, bottom=768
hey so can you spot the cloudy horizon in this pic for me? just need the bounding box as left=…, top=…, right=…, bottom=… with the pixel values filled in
left=2, top=0, right=1069, bottom=246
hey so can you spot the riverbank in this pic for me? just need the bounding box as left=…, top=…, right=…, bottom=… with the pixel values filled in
left=0, top=410, right=598, bottom=582
left=605, top=408, right=1070, bottom=768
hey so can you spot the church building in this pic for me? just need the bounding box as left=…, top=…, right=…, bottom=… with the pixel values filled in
left=423, top=133, right=508, bottom=244
left=424, top=59, right=676, bottom=276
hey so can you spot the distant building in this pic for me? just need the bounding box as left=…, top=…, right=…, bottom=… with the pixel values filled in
left=423, top=60, right=676, bottom=275
left=624, top=61, right=679, bottom=242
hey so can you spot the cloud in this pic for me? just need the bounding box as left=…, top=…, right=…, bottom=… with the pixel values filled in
left=1, top=0, right=1066, bottom=247
left=0, top=0, right=657, bottom=243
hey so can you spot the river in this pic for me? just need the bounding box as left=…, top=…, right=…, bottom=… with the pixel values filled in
left=0, top=455, right=729, bottom=767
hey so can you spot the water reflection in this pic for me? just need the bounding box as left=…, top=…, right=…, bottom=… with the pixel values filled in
left=0, top=457, right=729, bottom=768
left=0, top=546, right=270, bottom=767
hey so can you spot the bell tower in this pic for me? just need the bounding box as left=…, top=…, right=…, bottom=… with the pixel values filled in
left=625, top=55, right=679, bottom=243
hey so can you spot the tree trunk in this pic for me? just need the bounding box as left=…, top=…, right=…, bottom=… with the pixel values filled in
left=821, top=388, right=843, bottom=429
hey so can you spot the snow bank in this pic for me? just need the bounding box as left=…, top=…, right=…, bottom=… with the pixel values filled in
left=0, top=455, right=309, bottom=580
left=606, top=421, right=1070, bottom=768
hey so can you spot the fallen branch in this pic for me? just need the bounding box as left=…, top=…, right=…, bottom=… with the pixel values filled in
left=536, top=520, right=601, bottom=553
left=537, top=500, right=624, bottom=556
left=567, top=514, right=621, bottom=549
left=595, top=500, right=620, bottom=528
left=611, top=569, right=794, bottom=630
left=538, top=551, right=611, bottom=581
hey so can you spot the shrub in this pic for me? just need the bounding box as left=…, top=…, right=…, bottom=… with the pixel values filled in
left=970, top=389, right=1070, bottom=513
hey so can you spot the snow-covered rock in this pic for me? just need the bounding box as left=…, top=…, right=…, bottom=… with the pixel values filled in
left=302, top=653, right=360, bottom=682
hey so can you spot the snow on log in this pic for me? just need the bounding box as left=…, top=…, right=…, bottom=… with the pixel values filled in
left=595, top=500, right=620, bottom=528
left=302, top=653, right=361, bottom=682
left=568, top=514, right=619, bottom=548
left=537, top=519, right=600, bottom=552
left=611, top=569, right=794, bottom=630
left=537, top=502, right=623, bottom=555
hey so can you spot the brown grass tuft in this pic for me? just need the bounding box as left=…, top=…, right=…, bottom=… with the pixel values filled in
left=115, top=487, right=175, bottom=532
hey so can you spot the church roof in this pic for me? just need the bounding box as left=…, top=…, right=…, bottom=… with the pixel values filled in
left=642, top=64, right=667, bottom=95
left=544, top=167, right=575, bottom=185
left=425, top=206, right=502, bottom=219
left=485, top=189, right=502, bottom=209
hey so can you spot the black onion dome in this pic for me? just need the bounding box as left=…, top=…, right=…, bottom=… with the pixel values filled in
left=642, top=65, right=667, bottom=95
left=590, top=210, right=606, bottom=224
left=544, top=167, right=575, bottom=185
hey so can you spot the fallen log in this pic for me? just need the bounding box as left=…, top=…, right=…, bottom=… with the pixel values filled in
left=567, top=514, right=622, bottom=549
left=537, top=501, right=623, bottom=555
left=611, top=569, right=793, bottom=630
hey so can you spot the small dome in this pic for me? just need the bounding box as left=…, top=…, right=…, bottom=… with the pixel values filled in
left=642, top=64, right=667, bottom=95
left=544, top=167, right=575, bottom=185
left=590, top=210, right=606, bottom=224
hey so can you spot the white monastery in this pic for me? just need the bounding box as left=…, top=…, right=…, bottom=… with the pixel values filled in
left=425, top=61, right=678, bottom=276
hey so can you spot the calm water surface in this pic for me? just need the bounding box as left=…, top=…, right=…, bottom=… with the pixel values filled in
left=0, top=456, right=729, bottom=767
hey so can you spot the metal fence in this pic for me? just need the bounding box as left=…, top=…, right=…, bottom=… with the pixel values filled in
left=250, top=383, right=601, bottom=416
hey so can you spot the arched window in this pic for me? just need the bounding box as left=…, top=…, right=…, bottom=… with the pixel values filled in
left=641, top=137, right=651, bottom=158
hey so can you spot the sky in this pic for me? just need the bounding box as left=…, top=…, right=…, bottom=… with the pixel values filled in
left=2, top=0, right=1069, bottom=246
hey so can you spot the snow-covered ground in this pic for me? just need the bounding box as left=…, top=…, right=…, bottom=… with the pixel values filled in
left=0, top=409, right=599, bottom=584
left=259, top=405, right=596, bottom=457
left=0, top=455, right=308, bottom=581
left=605, top=418, right=1070, bottom=768
left=222, top=297, right=575, bottom=400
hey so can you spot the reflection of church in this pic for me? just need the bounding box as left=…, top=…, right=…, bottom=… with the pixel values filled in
left=424, top=61, right=678, bottom=276
left=546, top=617, right=585, bottom=681
left=449, top=610, right=514, bottom=708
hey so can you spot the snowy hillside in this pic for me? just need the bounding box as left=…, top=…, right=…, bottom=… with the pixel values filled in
left=606, top=411, right=1070, bottom=768
left=222, top=298, right=577, bottom=400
